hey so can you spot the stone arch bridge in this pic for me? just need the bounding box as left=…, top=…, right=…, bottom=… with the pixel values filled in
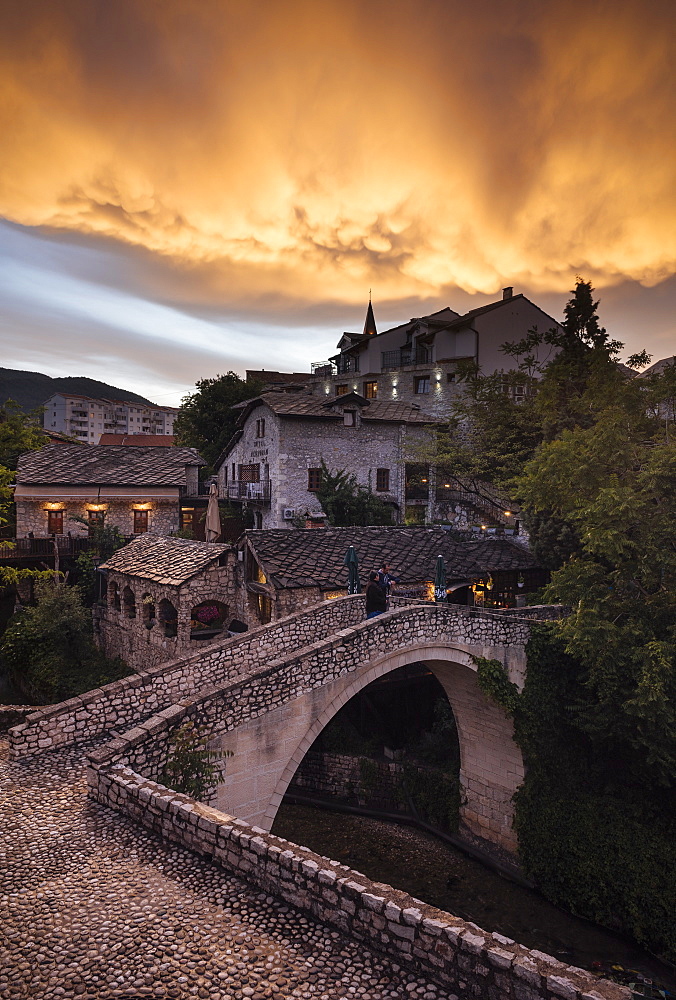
left=58, top=597, right=548, bottom=854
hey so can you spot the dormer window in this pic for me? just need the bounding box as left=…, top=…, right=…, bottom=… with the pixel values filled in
left=343, top=410, right=356, bottom=426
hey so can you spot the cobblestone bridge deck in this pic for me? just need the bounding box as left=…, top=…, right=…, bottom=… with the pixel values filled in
left=0, top=738, right=456, bottom=1000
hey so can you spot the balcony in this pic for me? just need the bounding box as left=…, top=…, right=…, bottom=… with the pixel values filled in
left=311, top=356, right=360, bottom=376
left=381, top=346, right=432, bottom=371
left=226, top=481, right=271, bottom=503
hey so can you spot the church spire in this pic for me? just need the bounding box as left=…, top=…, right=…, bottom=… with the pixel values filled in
left=362, top=292, right=377, bottom=336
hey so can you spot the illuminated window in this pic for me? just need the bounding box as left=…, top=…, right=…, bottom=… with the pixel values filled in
left=336, top=384, right=348, bottom=396
left=133, top=510, right=148, bottom=534
left=376, top=468, right=390, bottom=492
left=415, top=376, right=430, bottom=394
left=307, top=468, right=322, bottom=491
left=363, top=381, right=378, bottom=399
left=47, top=510, right=63, bottom=534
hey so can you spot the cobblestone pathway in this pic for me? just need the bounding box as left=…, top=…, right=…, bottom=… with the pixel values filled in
left=0, top=740, right=452, bottom=1000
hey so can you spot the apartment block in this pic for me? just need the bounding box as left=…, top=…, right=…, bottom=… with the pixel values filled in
left=44, top=393, right=179, bottom=444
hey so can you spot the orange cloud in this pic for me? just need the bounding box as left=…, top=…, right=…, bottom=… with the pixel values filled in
left=0, top=0, right=674, bottom=305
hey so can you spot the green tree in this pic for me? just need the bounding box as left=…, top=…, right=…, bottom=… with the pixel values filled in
left=316, top=460, right=394, bottom=526
left=174, top=372, right=263, bottom=470
left=69, top=514, right=127, bottom=606
left=0, top=579, right=129, bottom=703
left=0, top=400, right=44, bottom=470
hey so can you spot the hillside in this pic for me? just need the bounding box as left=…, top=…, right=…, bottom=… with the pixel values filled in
left=0, top=368, right=156, bottom=412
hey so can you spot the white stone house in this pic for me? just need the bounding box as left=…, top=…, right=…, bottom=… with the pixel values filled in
left=214, top=389, right=442, bottom=529
left=14, top=444, right=205, bottom=539
left=97, top=534, right=235, bottom=670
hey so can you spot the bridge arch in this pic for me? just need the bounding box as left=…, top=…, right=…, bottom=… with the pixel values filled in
left=213, top=640, right=524, bottom=853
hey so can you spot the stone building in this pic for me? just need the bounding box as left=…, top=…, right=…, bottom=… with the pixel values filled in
left=237, top=526, right=546, bottom=628
left=309, top=290, right=561, bottom=420
left=98, top=534, right=233, bottom=670
left=14, top=443, right=205, bottom=539
left=215, top=389, right=441, bottom=530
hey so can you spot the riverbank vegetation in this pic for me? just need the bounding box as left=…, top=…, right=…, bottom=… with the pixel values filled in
left=468, top=280, right=676, bottom=960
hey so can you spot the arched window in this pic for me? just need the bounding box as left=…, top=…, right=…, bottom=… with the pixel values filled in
left=158, top=598, right=178, bottom=638
left=122, top=586, right=136, bottom=619
left=108, top=580, right=121, bottom=612
left=190, top=600, right=229, bottom=640
left=141, top=593, right=155, bottom=629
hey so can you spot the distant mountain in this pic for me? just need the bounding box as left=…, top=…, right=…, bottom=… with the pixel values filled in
left=0, top=368, right=156, bottom=412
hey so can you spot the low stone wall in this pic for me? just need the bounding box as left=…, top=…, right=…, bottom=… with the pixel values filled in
left=9, top=596, right=368, bottom=758
left=289, top=751, right=408, bottom=805
left=0, top=705, right=44, bottom=733
left=88, top=760, right=628, bottom=1000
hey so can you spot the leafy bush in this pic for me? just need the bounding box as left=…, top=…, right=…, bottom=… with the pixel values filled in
left=0, top=580, right=130, bottom=703
left=160, top=721, right=229, bottom=801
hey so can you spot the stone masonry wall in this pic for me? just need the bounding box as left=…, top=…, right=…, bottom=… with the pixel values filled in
left=15, top=498, right=179, bottom=538
left=98, top=563, right=234, bottom=670
left=10, top=596, right=369, bottom=758
left=289, top=750, right=417, bottom=811
left=87, top=760, right=628, bottom=1000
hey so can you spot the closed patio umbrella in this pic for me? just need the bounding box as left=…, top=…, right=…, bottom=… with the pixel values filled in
left=205, top=482, right=221, bottom=542
left=434, top=554, right=447, bottom=603
left=344, top=545, right=360, bottom=594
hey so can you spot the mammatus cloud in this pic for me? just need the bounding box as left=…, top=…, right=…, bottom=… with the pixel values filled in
left=0, top=0, right=674, bottom=311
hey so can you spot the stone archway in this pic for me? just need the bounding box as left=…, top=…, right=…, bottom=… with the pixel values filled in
left=212, top=642, right=524, bottom=853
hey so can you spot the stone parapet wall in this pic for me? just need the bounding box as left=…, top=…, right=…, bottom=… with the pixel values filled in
left=10, top=596, right=369, bottom=758
left=87, top=759, right=628, bottom=1000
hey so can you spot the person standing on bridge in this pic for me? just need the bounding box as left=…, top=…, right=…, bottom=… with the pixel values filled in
left=377, top=561, right=399, bottom=609
left=365, top=571, right=387, bottom=619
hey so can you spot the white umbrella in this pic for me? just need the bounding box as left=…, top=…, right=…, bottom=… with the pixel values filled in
left=205, top=482, right=221, bottom=542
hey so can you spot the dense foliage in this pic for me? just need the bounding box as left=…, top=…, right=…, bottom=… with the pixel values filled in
left=511, top=627, right=676, bottom=960
left=315, top=459, right=394, bottom=526
left=174, top=372, right=263, bottom=470
left=70, top=514, right=127, bottom=606
left=0, top=581, right=130, bottom=704
left=462, top=279, right=676, bottom=957
left=0, top=399, right=44, bottom=471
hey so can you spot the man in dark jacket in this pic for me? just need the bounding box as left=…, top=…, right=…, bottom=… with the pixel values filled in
left=365, top=571, right=387, bottom=619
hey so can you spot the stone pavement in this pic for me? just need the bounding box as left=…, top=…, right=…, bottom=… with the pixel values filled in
left=0, top=739, right=452, bottom=1000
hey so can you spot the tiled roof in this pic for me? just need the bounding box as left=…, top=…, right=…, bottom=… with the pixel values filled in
left=98, top=434, right=176, bottom=446
left=101, top=534, right=230, bottom=585
left=245, top=526, right=540, bottom=589
left=239, top=392, right=440, bottom=425
left=16, top=443, right=204, bottom=485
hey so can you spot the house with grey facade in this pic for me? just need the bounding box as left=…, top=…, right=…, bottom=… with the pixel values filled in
left=215, top=388, right=441, bottom=529
left=309, top=289, right=561, bottom=419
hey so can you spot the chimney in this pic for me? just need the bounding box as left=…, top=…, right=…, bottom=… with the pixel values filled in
left=502, top=287, right=513, bottom=300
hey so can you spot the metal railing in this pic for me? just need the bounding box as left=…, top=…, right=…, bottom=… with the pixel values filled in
left=0, top=536, right=96, bottom=562
left=311, top=356, right=360, bottom=376
left=226, top=481, right=272, bottom=502
left=382, top=346, right=432, bottom=370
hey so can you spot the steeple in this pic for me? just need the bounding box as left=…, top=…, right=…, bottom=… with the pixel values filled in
left=362, top=292, right=377, bottom=336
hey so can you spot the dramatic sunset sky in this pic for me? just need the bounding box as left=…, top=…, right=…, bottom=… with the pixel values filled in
left=1, top=0, right=674, bottom=405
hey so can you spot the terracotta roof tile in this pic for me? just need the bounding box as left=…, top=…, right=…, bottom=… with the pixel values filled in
left=101, top=534, right=230, bottom=585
